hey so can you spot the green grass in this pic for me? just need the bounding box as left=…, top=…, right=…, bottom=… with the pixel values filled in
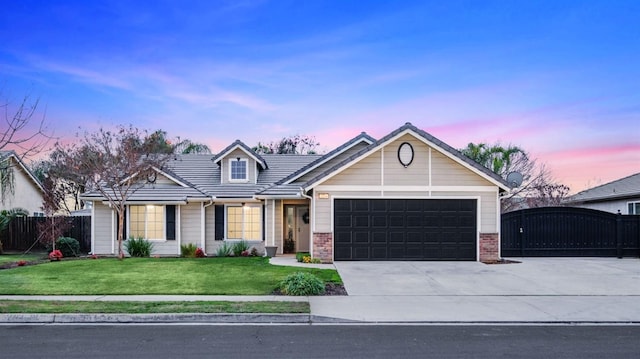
left=0, top=300, right=309, bottom=314
left=0, top=257, right=341, bottom=295
left=0, top=253, right=44, bottom=264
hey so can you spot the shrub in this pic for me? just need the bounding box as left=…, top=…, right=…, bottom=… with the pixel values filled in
left=17, top=260, right=27, bottom=266
left=46, top=237, right=81, bottom=257
left=278, top=272, right=325, bottom=296
left=311, top=258, right=322, bottom=264
left=195, top=247, right=205, bottom=258
left=250, top=247, right=259, bottom=257
left=124, top=236, right=154, bottom=257
left=232, top=240, right=250, bottom=257
left=215, top=242, right=232, bottom=257
left=180, top=243, right=198, bottom=258
left=296, top=252, right=310, bottom=262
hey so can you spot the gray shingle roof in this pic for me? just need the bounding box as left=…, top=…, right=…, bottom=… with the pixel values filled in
left=276, top=132, right=375, bottom=185
left=565, top=172, right=640, bottom=203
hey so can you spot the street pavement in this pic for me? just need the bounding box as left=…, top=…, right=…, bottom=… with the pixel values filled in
left=1, top=257, right=639, bottom=324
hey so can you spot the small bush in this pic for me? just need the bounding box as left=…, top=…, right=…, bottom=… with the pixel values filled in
left=195, top=247, right=205, bottom=258
left=232, top=240, right=250, bottom=257
left=215, top=242, right=232, bottom=257
left=46, top=237, right=80, bottom=257
left=296, top=252, right=310, bottom=262
left=250, top=247, right=259, bottom=257
left=278, top=272, right=325, bottom=296
left=180, top=243, right=198, bottom=258
left=49, top=249, right=63, bottom=261
left=311, top=258, right=322, bottom=264
left=124, top=237, right=154, bottom=257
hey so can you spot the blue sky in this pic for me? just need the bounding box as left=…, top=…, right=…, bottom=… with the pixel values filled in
left=1, top=0, right=639, bottom=192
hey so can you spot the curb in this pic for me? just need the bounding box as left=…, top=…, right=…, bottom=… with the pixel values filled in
left=0, top=313, right=312, bottom=324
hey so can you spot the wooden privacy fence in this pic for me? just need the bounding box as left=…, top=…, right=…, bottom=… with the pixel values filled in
left=0, top=216, right=91, bottom=253
left=501, top=207, right=640, bottom=257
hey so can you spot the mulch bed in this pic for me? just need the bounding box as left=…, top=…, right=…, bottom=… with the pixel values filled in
left=482, top=259, right=521, bottom=265
left=272, top=283, right=348, bottom=296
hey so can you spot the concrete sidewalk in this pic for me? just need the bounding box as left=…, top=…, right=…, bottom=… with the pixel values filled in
left=1, top=258, right=639, bottom=324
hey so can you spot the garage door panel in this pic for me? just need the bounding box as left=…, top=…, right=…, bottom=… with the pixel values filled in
left=334, top=199, right=477, bottom=261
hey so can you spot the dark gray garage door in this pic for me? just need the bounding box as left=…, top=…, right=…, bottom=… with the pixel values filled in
left=334, top=199, right=477, bottom=261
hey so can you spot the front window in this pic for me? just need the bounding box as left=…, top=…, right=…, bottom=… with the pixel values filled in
left=628, top=202, right=640, bottom=215
left=129, top=205, right=165, bottom=239
left=229, top=158, right=248, bottom=181
left=226, top=205, right=261, bottom=240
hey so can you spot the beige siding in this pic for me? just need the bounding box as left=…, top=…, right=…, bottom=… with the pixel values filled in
left=180, top=203, right=202, bottom=247
left=92, top=202, right=113, bottom=255
left=431, top=150, right=492, bottom=186
left=204, top=204, right=216, bottom=254
left=154, top=174, right=181, bottom=185
left=220, top=148, right=257, bottom=184
left=382, top=134, right=430, bottom=186
left=324, top=151, right=382, bottom=186
left=297, top=142, right=370, bottom=183
left=0, top=158, right=43, bottom=214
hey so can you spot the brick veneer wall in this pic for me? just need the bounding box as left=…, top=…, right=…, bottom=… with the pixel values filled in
left=479, top=233, right=500, bottom=262
left=313, top=232, right=333, bottom=263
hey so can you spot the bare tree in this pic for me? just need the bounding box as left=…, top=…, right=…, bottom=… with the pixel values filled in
left=253, top=134, right=320, bottom=154
left=0, top=91, right=54, bottom=201
left=460, top=142, right=570, bottom=212
left=49, top=125, right=173, bottom=259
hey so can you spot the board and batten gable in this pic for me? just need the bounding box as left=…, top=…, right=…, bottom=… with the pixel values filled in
left=295, top=141, right=372, bottom=183
left=219, top=148, right=258, bottom=184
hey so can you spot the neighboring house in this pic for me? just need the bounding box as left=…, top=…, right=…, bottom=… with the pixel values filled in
left=564, top=172, right=640, bottom=215
left=0, top=150, right=45, bottom=216
left=83, top=123, right=510, bottom=262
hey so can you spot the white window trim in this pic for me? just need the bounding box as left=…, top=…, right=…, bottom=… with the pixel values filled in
left=228, top=158, right=249, bottom=183
left=127, top=204, right=167, bottom=241
left=224, top=204, right=262, bottom=241
left=627, top=201, right=640, bottom=215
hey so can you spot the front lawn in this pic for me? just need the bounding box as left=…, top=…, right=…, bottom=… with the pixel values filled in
left=0, top=300, right=309, bottom=314
left=0, top=257, right=341, bottom=295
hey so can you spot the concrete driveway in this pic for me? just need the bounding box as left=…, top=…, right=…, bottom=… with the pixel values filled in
left=309, top=258, right=640, bottom=322
left=334, top=258, right=640, bottom=296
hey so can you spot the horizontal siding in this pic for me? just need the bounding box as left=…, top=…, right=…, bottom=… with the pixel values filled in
left=204, top=205, right=216, bottom=254
left=93, top=202, right=113, bottom=255
left=431, top=150, right=492, bottom=186
left=181, top=203, right=202, bottom=247
left=324, top=151, right=381, bottom=186
left=148, top=240, right=179, bottom=256
left=382, top=134, right=429, bottom=186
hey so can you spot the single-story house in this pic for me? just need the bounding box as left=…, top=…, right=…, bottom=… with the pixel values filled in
left=0, top=150, right=45, bottom=216
left=564, top=172, right=640, bottom=215
left=83, top=123, right=510, bottom=262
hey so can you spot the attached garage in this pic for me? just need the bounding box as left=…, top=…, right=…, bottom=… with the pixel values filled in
left=334, top=198, right=477, bottom=261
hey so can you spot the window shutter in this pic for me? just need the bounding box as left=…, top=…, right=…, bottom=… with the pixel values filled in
left=166, top=205, right=176, bottom=240
left=214, top=205, right=224, bottom=240
left=262, top=204, right=266, bottom=241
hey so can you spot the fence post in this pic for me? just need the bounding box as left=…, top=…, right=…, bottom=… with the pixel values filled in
left=616, top=211, right=623, bottom=259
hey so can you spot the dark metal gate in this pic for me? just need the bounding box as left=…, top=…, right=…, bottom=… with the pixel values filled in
left=501, top=207, right=640, bottom=257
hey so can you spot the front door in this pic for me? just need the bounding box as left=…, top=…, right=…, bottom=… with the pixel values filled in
left=284, top=205, right=310, bottom=253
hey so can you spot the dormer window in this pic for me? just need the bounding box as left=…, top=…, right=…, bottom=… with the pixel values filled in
left=229, top=158, right=248, bottom=182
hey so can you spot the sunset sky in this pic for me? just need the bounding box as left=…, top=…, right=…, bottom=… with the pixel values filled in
left=1, top=0, right=638, bottom=193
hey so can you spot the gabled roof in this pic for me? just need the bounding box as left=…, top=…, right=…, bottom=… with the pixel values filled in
left=277, top=132, right=375, bottom=185
left=0, top=150, right=44, bottom=192
left=565, top=172, right=640, bottom=204
left=211, top=140, right=268, bottom=170
left=301, top=122, right=510, bottom=191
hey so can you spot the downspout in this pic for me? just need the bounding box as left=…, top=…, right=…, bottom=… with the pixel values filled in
left=202, top=197, right=215, bottom=253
